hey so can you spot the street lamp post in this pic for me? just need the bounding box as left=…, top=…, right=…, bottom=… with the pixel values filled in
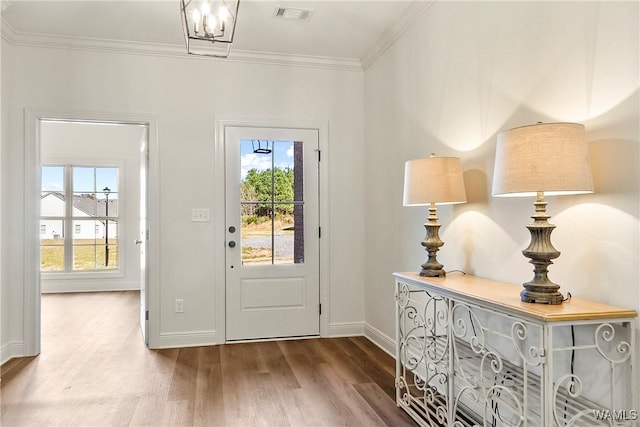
left=103, top=187, right=111, bottom=267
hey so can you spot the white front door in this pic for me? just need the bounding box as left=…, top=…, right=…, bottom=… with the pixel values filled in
left=225, top=126, right=320, bottom=341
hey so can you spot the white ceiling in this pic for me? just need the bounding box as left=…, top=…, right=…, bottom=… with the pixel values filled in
left=1, top=0, right=432, bottom=69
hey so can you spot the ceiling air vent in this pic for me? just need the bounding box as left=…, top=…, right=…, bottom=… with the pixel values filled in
left=273, top=7, right=314, bottom=21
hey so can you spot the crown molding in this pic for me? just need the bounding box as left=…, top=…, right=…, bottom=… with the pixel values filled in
left=361, top=1, right=435, bottom=70
left=0, top=0, right=431, bottom=74
left=221, top=49, right=362, bottom=71
left=0, top=18, right=363, bottom=72
left=1, top=17, right=16, bottom=43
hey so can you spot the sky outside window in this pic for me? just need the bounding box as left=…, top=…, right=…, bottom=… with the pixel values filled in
left=240, top=139, right=295, bottom=179
left=42, top=166, right=118, bottom=196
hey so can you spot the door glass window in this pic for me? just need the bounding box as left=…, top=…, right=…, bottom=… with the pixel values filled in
left=239, top=139, right=304, bottom=265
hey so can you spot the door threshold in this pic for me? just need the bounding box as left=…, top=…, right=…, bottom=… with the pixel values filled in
left=225, top=334, right=320, bottom=344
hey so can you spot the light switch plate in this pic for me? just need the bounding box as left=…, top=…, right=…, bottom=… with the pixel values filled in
left=191, top=208, right=210, bottom=222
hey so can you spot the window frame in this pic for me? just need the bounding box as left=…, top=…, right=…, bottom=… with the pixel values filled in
left=40, top=161, right=125, bottom=280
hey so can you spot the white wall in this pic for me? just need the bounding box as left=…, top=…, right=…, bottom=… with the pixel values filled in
left=363, top=0, right=639, bottom=356
left=1, top=38, right=365, bottom=358
left=5, top=1, right=635, bottom=370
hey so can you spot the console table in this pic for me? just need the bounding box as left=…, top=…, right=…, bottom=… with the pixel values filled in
left=393, top=272, right=637, bottom=426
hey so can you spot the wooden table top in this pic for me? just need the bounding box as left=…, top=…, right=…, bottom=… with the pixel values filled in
left=394, top=272, right=637, bottom=323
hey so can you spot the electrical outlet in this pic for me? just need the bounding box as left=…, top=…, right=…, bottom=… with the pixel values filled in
left=175, top=299, right=184, bottom=313
left=191, top=208, right=210, bottom=222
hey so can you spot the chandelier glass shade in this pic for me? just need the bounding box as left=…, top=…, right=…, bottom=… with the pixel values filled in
left=180, top=0, right=240, bottom=57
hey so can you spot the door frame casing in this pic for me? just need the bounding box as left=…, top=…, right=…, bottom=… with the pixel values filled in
left=214, top=117, right=330, bottom=342
left=23, top=108, right=161, bottom=355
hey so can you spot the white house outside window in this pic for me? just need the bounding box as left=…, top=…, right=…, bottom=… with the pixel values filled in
left=40, top=165, right=120, bottom=272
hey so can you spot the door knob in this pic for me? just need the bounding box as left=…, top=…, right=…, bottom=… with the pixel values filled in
left=135, top=239, right=143, bottom=245
left=228, top=241, right=236, bottom=248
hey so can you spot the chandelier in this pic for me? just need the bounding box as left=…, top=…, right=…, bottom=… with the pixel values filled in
left=180, top=0, right=240, bottom=58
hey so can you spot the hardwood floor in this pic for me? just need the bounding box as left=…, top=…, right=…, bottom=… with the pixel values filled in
left=1, top=291, right=414, bottom=426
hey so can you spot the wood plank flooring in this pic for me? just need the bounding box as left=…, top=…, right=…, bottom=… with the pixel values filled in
left=1, top=291, right=414, bottom=426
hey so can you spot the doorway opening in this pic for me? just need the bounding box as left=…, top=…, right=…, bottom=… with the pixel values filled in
left=25, top=115, right=153, bottom=356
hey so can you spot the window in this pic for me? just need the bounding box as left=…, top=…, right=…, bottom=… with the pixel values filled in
left=40, top=165, right=120, bottom=272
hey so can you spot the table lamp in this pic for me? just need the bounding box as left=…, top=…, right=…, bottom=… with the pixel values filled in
left=492, top=122, right=594, bottom=304
left=403, top=154, right=467, bottom=277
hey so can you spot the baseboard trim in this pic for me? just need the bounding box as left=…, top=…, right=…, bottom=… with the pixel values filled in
left=155, top=322, right=368, bottom=349
left=1, top=341, right=24, bottom=366
left=155, top=330, right=219, bottom=349
left=364, top=323, right=396, bottom=358
left=327, top=321, right=364, bottom=337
